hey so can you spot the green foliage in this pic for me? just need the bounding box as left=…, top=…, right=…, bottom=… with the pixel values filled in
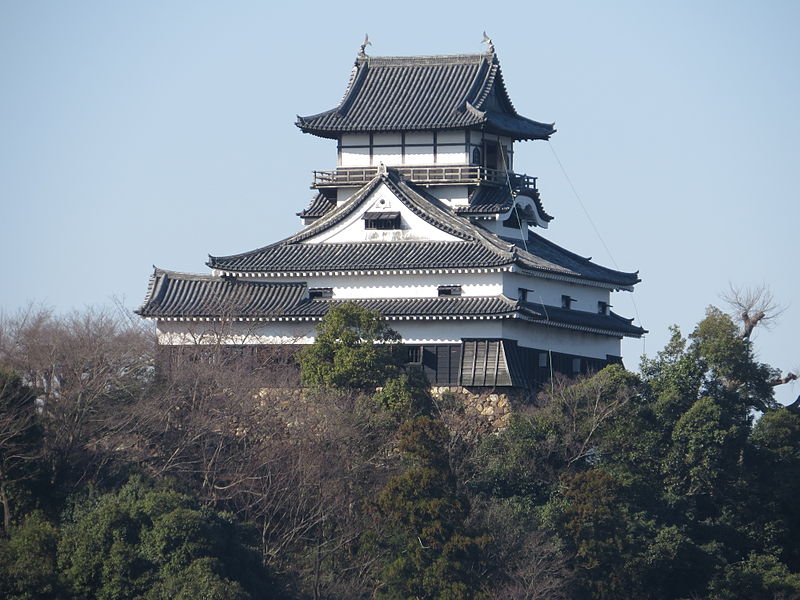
left=377, top=417, right=489, bottom=600
left=372, top=368, right=433, bottom=419
left=298, top=303, right=403, bottom=390
left=0, top=369, right=43, bottom=534
left=57, top=476, right=273, bottom=600
left=709, top=552, right=800, bottom=600
left=664, top=396, right=744, bottom=510
left=0, top=511, right=65, bottom=600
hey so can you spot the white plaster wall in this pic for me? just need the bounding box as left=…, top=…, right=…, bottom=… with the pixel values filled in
left=372, top=147, right=403, bottom=165
left=404, top=148, right=435, bottom=165
left=342, top=133, right=370, bottom=146
left=405, top=132, right=433, bottom=144
left=374, top=133, right=402, bottom=145
left=157, top=320, right=316, bottom=345
left=341, top=147, right=371, bottom=167
left=502, top=319, right=622, bottom=359
left=303, top=271, right=504, bottom=299
left=157, top=317, right=621, bottom=359
left=503, top=272, right=612, bottom=309
left=304, top=182, right=462, bottom=244
left=437, top=130, right=465, bottom=145
left=427, top=185, right=470, bottom=206
left=437, top=150, right=468, bottom=165
left=393, top=319, right=504, bottom=344
left=336, top=187, right=358, bottom=204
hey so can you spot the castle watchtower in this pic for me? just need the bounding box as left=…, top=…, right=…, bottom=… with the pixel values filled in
left=296, top=44, right=554, bottom=237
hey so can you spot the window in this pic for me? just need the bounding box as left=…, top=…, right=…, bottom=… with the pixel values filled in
left=472, top=147, right=482, bottom=165
left=538, top=352, right=548, bottom=368
left=561, top=295, right=574, bottom=310
left=484, top=141, right=499, bottom=170
left=438, top=285, right=462, bottom=297
left=363, top=211, right=400, bottom=230
left=309, top=287, right=333, bottom=299
left=518, top=288, right=528, bottom=302
left=572, top=358, right=582, bottom=374
left=598, top=301, right=610, bottom=315
left=406, top=346, right=422, bottom=364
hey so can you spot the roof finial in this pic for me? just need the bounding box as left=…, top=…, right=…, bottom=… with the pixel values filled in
left=377, top=161, right=387, bottom=175
left=358, top=33, right=371, bottom=57
left=481, top=31, right=495, bottom=54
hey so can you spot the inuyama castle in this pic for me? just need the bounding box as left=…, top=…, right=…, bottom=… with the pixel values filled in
left=137, top=38, right=645, bottom=389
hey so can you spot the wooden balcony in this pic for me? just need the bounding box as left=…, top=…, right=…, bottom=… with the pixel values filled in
left=311, top=165, right=537, bottom=190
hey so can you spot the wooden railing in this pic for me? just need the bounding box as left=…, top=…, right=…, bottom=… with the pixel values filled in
left=311, top=165, right=537, bottom=190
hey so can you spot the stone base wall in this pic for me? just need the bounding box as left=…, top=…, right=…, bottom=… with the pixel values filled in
left=431, top=386, right=526, bottom=437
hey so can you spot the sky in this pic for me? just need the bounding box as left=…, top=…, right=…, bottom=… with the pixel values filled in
left=1, top=1, right=798, bottom=404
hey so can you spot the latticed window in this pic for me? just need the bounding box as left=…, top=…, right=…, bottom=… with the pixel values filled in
left=363, top=211, right=400, bottom=230
left=438, top=285, right=462, bottom=297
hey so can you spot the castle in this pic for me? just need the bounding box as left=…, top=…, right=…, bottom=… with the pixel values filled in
left=137, top=38, right=645, bottom=389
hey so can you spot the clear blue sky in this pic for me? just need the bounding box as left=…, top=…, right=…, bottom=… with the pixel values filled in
left=2, top=1, right=798, bottom=404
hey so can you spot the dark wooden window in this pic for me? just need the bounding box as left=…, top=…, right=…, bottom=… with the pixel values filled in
left=438, top=285, right=462, bottom=297
left=406, top=346, right=422, bottom=364
left=363, top=211, right=400, bottom=230
left=484, top=140, right=498, bottom=170
left=472, top=147, right=482, bottom=165
left=561, top=295, right=574, bottom=309
left=518, top=288, right=528, bottom=302
left=598, top=301, right=610, bottom=315
left=309, top=287, right=333, bottom=299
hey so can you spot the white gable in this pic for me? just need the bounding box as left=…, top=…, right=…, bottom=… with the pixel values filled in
left=302, top=182, right=462, bottom=244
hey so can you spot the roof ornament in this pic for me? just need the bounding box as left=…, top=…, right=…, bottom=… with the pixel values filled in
left=377, top=161, right=387, bottom=175
left=358, top=33, right=371, bottom=58
left=481, top=31, right=495, bottom=54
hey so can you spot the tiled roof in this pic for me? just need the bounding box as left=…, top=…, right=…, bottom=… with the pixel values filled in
left=518, top=302, right=647, bottom=337
left=513, top=232, right=639, bottom=287
left=136, top=269, right=307, bottom=318
left=137, top=270, right=645, bottom=337
left=458, top=186, right=513, bottom=214
left=297, top=191, right=336, bottom=219
left=296, top=52, right=555, bottom=141
left=209, top=241, right=509, bottom=272
left=209, top=168, right=639, bottom=287
left=292, top=296, right=519, bottom=318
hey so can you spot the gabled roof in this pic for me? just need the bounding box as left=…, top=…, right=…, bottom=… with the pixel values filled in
left=296, top=51, right=555, bottom=141
left=136, top=269, right=307, bottom=318
left=136, top=270, right=645, bottom=338
left=209, top=169, right=639, bottom=288
left=297, top=191, right=336, bottom=219
left=454, top=185, right=553, bottom=223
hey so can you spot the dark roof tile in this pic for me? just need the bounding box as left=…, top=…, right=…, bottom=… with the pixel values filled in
left=137, top=270, right=645, bottom=337
left=297, top=53, right=554, bottom=140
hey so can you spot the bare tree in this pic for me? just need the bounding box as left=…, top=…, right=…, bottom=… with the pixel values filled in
left=0, top=370, right=41, bottom=535
left=722, top=284, right=798, bottom=389
left=0, top=304, right=154, bottom=491
left=722, top=284, right=786, bottom=340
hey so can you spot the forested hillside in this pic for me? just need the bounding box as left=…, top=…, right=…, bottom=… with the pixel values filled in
left=1, top=300, right=798, bottom=600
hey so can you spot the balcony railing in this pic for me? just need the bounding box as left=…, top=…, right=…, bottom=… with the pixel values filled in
left=311, top=165, right=537, bottom=190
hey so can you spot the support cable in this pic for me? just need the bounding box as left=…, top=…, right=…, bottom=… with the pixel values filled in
left=547, top=140, right=646, bottom=357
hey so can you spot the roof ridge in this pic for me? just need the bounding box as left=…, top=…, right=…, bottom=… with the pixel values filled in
left=357, top=52, right=490, bottom=65
left=523, top=230, right=641, bottom=282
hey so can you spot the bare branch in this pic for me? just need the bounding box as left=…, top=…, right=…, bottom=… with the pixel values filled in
left=722, top=283, right=786, bottom=339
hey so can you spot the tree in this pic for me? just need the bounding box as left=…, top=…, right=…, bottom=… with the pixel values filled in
left=298, top=303, right=403, bottom=390
left=0, top=511, right=65, bottom=600
left=57, top=476, right=276, bottom=600
left=0, top=306, right=153, bottom=498
left=0, top=370, right=42, bottom=535
left=376, top=416, right=489, bottom=600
